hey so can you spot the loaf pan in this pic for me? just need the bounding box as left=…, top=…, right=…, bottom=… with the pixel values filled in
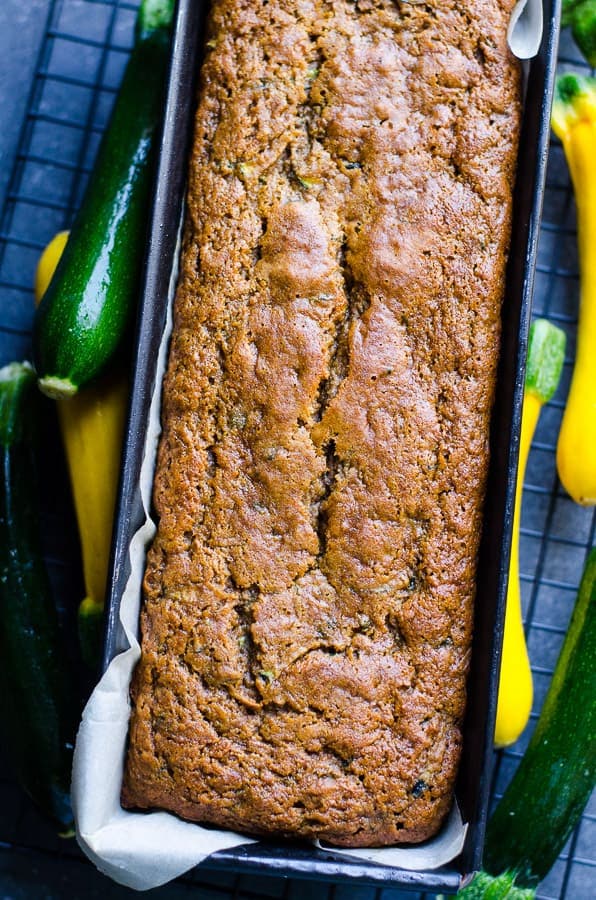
left=102, top=0, right=561, bottom=892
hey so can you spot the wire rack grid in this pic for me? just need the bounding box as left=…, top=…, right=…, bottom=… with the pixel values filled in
left=0, top=2, right=593, bottom=898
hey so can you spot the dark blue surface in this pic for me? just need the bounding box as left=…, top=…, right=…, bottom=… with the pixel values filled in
left=0, top=3, right=594, bottom=898
left=0, top=1, right=49, bottom=212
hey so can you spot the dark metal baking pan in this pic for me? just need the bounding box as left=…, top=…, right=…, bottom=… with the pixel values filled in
left=103, top=0, right=561, bottom=892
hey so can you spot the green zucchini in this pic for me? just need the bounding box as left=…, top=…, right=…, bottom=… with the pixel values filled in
left=562, top=1, right=596, bottom=66
left=0, top=363, right=79, bottom=831
left=525, top=318, right=567, bottom=404
left=33, top=0, right=174, bottom=399
left=459, top=548, right=596, bottom=896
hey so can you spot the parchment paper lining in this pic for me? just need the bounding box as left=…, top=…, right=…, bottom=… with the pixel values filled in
left=71, top=4, right=543, bottom=889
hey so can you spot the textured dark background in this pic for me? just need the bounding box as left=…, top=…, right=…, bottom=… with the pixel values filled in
left=0, top=2, right=594, bottom=897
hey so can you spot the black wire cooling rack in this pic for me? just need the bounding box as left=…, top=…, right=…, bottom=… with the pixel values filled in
left=0, top=2, right=594, bottom=898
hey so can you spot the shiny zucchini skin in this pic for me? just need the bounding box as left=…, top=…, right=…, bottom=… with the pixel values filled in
left=459, top=549, right=596, bottom=896
left=485, top=547, right=596, bottom=888
left=0, top=363, right=79, bottom=830
left=33, top=8, right=173, bottom=399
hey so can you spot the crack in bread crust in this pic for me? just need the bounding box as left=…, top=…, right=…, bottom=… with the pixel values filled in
left=123, top=0, right=521, bottom=846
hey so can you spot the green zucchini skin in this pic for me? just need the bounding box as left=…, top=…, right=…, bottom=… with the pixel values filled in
left=463, top=547, right=596, bottom=896
left=562, top=0, right=596, bottom=66
left=458, top=870, right=535, bottom=899
left=33, top=9, right=173, bottom=398
left=0, top=363, right=79, bottom=830
left=459, top=549, right=596, bottom=896
left=525, top=319, right=566, bottom=405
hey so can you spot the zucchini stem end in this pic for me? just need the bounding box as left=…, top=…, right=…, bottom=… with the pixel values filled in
left=38, top=376, right=78, bottom=400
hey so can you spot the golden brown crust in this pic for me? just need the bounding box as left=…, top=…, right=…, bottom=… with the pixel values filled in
left=122, top=0, right=521, bottom=846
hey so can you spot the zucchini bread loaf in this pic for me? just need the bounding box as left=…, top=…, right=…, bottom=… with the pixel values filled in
left=122, top=0, right=521, bottom=845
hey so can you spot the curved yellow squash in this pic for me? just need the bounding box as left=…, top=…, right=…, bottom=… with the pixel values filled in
left=35, top=232, right=127, bottom=665
left=494, top=394, right=540, bottom=748
left=553, top=79, right=596, bottom=505
left=495, top=318, right=565, bottom=748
